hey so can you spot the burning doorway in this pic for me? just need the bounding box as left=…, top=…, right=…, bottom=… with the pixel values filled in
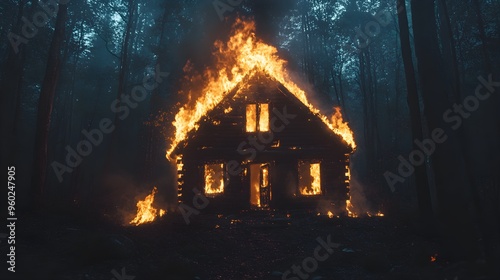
left=250, top=163, right=271, bottom=209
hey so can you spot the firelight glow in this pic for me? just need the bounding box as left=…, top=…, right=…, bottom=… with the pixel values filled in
left=165, top=19, right=356, bottom=160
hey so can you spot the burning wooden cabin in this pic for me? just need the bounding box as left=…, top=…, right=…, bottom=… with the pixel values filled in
left=166, top=19, right=356, bottom=213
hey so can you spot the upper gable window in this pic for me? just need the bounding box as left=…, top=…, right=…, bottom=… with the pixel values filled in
left=246, top=103, right=269, bottom=132
left=259, top=104, right=269, bottom=132
left=246, top=104, right=257, bottom=132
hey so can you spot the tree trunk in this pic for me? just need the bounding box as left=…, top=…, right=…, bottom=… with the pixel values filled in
left=115, top=0, right=137, bottom=124
left=471, top=0, right=492, bottom=73
left=410, top=0, right=481, bottom=261
left=31, top=3, right=68, bottom=209
left=1, top=0, right=27, bottom=170
left=105, top=0, right=138, bottom=172
left=437, top=0, right=462, bottom=101
left=141, top=2, right=169, bottom=181
left=396, top=0, right=434, bottom=229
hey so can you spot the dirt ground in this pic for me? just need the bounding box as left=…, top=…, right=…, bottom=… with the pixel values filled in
left=1, top=210, right=495, bottom=280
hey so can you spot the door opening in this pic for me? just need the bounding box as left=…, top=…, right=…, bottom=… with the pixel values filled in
left=250, top=163, right=271, bottom=208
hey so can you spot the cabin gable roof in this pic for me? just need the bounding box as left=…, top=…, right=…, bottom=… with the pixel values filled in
left=173, top=72, right=352, bottom=156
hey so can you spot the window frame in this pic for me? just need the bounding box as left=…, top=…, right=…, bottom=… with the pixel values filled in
left=204, top=163, right=226, bottom=197
left=297, top=161, right=322, bottom=196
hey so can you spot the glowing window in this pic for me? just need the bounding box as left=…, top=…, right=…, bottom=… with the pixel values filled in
left=259, top=104, right=270, bottom=132
left=246, top=103, right=269, bottom=132
left=246, top=104, right=257, bottom=132
left=298, top=162, right=322, bottom=195
left=204, top=163, right=224, bottom=197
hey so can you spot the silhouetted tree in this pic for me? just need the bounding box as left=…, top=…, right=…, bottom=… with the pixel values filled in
left=32, top=2, right=68, bottom=208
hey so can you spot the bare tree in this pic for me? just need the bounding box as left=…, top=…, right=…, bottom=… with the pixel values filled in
left=411, top=0, right=481, bottom=261
left=32, top=3, right=68, bottom=208
left=396, top=0, right=433, bottom=230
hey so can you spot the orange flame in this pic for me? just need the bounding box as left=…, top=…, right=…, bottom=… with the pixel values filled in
left=346, top=199, right=357, bottom=218
left=246, top=104, right=257, bottom=132
left=259, top=103, right=270, bottom=132
left=299, top=162, right=322, bottom=195
left=129, top=187, right=166, bottom=226
left=165, top=19, right=355, bottom=159
left=331, top=107, right=356, bottom=149
left=205, top=164, right=225, bottom=196
left=345, top=163, right=357, bottom=217
left=366, top=211, right=385, bottom=217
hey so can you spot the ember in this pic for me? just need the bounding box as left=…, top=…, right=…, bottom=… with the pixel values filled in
left=327, top=211, right=335, bottom=218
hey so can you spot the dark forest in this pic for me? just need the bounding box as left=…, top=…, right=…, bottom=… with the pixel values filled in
left=0, top=0, right=499, bottom=279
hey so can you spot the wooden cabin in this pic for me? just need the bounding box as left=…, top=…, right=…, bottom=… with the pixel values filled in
left=173, top=72, right=353, bottom=213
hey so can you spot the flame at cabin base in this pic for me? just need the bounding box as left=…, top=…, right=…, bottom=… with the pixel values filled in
left=316, top=211, right=337, bottom=218
left=345, top=163, right=357, bottom=218
left=129, top=187, right=166, bottom=226
left=367, top=211, right=385, bottom=217
left=165, top=19, right=356, bottom=160
left=346, top=201, right=385, bottom=218
left=346, top=199, right=357, bottom=218
left=343, top=164, right=384, bottom=218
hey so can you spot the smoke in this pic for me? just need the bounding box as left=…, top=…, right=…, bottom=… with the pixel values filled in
left=286, top=68, right=339, bottom=116
left=349, top=176, right=372, bottom=215
left=315, top=198, right=338, bottom=216
left=96, top=171, right=176, bottom=225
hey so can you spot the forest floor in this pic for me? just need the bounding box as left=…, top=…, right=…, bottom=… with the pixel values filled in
left=1, top=210, right=495, bottom=280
